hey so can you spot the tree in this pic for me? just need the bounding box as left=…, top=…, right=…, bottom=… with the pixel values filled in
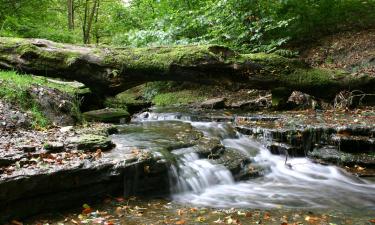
left=82, top=0, right=99, bottom=44
left=67, top=0, right=75, bottom=30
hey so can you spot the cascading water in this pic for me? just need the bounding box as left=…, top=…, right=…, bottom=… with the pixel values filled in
left=129, top=110, right=375, bottom=214
left=169, top=151, right=234, bottom=193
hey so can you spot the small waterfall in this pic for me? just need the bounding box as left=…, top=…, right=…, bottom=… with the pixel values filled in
left=169, top=151, right=234, bottom=194
left=130, top=109, right=375, bottom=213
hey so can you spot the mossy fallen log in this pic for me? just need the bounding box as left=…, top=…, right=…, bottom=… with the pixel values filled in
left=0, top=37, right=374, bottom=101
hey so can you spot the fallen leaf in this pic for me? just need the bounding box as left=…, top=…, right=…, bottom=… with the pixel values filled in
left=195, top=216, right=206, bottom=222
left=190, top=207, right=198, bottom=212
left=71, top=219, right=79, bottom=224
left=237, top=211, right=246, bottom=216
left=115, top=197, right=125, bottom=202
left=305, top=216, right=320, bottom=223
left=144, top=165, right=150, bottom=173
left=245, top=212, right=252, bottom=218
left=11, top=220, right=23, bottom=225
left=213, top=218, right=224, bottom=223
left=115, top=206, right=123, bottom=216
left=264, top=212, right=271, bottom=220
left=175, top=219, right=186, bottom=224
left=82, top=207, right=92, bottom=214
left=177, top=209, right=184, bottom=216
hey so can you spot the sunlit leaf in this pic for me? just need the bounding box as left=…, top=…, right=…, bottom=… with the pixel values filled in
left=175, top=219, right=186, bottom=224
left=82, top=203, right=90, bottom=209
left=195, top=216, right=206, bottom=222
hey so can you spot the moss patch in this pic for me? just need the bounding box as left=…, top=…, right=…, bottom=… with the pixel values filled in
left=152, top=90, right=206, bottom=106
left=0, top=70, right=81, bottom=128
left=83, top=108, right=130, bottom=123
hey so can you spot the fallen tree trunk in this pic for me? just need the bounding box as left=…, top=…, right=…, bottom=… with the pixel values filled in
left=0, top=37, right=374, bottom=101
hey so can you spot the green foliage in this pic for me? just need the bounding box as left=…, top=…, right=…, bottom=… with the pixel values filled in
left=110, top=0, right=375, bottom=52
left=0, top=0, right=374, bottom=51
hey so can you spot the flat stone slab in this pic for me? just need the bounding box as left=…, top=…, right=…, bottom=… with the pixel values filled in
left=309, top=146, right=375, bottom=168
left=83, top=108, right=130, bottom=123
left=67, top=134, right=115, bottom=151
left=199, top=98, right=226, bottom=109
left=0, top=148, right=169, bottom=223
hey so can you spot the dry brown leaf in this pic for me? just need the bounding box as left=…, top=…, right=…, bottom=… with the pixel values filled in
left=175, top=219, right=186, bottom=225
left=11, top=220, right=23, bottom=225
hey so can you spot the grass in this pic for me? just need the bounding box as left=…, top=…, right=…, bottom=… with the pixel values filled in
left=152, top=90, right=205, bottom=106
left=0, top=70, right=80, bottom=128
left=105, top=82, right=213, bottom=108
left=0, top=70, right=77, bottom=93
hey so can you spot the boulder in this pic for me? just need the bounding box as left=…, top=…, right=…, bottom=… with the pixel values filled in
left=68, top=134, right=115, bottom=151
left=43, top=142, right=64, bottom=152
left=83, top=108, right=130, bottom=123
left=199, top=98, right=226, bottom=109
left=308, top=146, right=375, bottom=168
left=19, top=145, right=36, bottom=153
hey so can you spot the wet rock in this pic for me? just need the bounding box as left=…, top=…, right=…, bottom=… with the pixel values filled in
left=68, top=134, right=115, bottom=151
left=126, top=101, right=152, bottom=114
left=44, top=142, right=64, bottom=152
left=308, top=146, right=375, bottom=167
left=330, top=134, right=374, bottom=153
left=287, top=91, right=320, bottom=109
left=0, top=155, right=170, bottom=222
left=195, top=137, right=224, bottom=157
left=212, top=148, right=258, bottom=180
left=60, top=126, right=74, bottom=133
left=83, top=108, right=130, bottom=123
left=236, top=122, right=375, bottom=167
left=268, top=142, right=304, bottom=157
left=228, top=96, right=270, bottom=110
left=19, top=145, right=36, bottom=152
left=0, top=152, right=25, bottom=167
left=199, top=98, right=226, bottom=109
left=236, top=115, right=279, bottom=122
left=107, top=126, right=119, bottom=135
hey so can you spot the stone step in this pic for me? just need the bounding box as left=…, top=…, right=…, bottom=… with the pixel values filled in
left=266, top=142, right=305, bottom=157
left=308, top=146, right=375, bottom=168
left=330, top=134, right=374, bottom=153
left=237, top=125, right=375, bottom=153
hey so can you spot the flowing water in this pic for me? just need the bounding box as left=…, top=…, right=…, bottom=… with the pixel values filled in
left=130, top=109, right=375, bottom=217
left=29, top=109, right=375, bottom=224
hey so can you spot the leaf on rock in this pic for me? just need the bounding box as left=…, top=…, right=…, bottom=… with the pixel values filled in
left=175, top=219, right=186, bottom=224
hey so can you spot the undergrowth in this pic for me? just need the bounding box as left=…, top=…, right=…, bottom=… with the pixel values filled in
left=0, top=70, right=80, bottom=128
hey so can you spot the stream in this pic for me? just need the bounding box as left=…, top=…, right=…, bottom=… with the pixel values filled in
left=29, top=108, right=375, bottom=224
left=116, top=109, right=374, bottom=214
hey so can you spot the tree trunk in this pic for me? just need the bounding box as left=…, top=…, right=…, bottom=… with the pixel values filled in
left=82, top=0, right=98, bottom=44
left=0, top=37, right=374, bottom=100
left=94, top=0, right=100, bottom=44
left=82, top=0, right=89, bottom=43
left=67, top=0, right=74, bottom=30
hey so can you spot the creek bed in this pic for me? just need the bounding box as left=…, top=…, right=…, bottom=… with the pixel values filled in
left=2, top=107, right=375, bottom=224
left=26, top=197, right=375, bottom=225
